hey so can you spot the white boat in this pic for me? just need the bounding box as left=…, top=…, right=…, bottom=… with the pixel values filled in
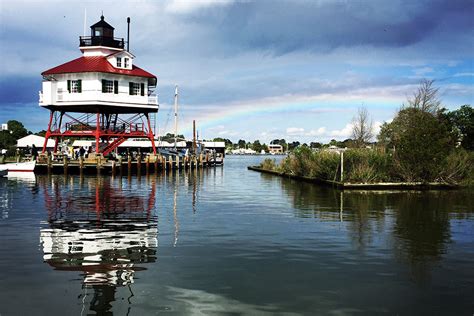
left=0, top=160, right=36, bottom=173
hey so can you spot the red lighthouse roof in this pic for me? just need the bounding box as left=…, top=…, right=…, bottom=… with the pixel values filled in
left=41, top=56, right=156, bottom=79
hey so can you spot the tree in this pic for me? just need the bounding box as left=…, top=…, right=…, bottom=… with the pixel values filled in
left=288, top=141, right=300, bottom=151
left=377, top=80, right=457, bottom=181
left=0, top=130, right=15, bottom=149
left=237, top=139, right=246, bottom=148
left=6, top=120, right=28, bottom=140
left=252, top=140, right=263, bottom=152
left=310, top=142, right=322, bottom=149
left=444, top=105, right=473, bottom=150
left=351, top=107, right=373, bottom=147
left=213, top=137, right=233, bottom=148
left=405, top=79, right=441, bottom=114
left=394, top=108, right=453, bottom=181
left=161, top=133, right=185, bottom=142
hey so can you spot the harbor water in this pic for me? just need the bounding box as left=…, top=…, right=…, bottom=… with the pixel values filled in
left=0, top=156, right=473, bottom=315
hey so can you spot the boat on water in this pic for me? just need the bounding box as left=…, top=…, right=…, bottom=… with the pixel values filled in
left=0, top=160, right=36, bottom=173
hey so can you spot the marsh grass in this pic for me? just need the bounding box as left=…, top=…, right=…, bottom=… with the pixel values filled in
left=259, top=147, right=473, bottom=185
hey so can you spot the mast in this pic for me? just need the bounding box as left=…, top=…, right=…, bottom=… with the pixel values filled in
left=174, top=85, right=178, bottom=150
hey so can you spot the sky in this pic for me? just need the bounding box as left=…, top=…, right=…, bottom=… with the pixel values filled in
left=0, top=0, right=473, bottom=144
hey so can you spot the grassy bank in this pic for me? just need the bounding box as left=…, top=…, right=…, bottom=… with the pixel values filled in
left=259, top=146, right=474, bottom=186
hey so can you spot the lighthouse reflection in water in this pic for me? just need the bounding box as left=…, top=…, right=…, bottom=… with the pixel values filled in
left=38, top=175, right=160, bottom=312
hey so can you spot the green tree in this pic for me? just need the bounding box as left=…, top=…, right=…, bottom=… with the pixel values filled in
left=288, top=141, right=300, bottom=151
left=161, top=133, right=185, bottom=142
left=252, top=140, right=263, bottom=152
left=394, top=108, right=453, bottom=181
left=0, top=130, right=15, bottom=149
left=237, top=139, right=246, bottom=148
left=36, top=130, right=47, bottom=137
left=445, top=105, right=473, bottom=150
left=6, top=120, right=28, bottom=140
left=213, top=137, right=233, bottom=148
left=377, top=80, right=457, bottom=181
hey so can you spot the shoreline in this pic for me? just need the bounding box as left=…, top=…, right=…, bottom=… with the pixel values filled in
left=247, top=165, right=461, bottom=190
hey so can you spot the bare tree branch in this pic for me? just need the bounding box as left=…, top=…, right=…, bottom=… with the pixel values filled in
left=351, top=107, right=373, bottom=147
left=407, top=79, right=441, bottom=114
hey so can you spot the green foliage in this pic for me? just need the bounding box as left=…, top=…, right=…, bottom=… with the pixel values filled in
left=444, top=105, right=474, bottom=150
left=251, top=140, right=264, bottom=152
left=237, top=139, right=246, bottom=148
left=271, top=139, right=287, bottom=148
left=7, top=120, right=28, bottom=140
left=161, top=133, right=185, bottom=142
left=344, top=149, right=393, bottom=183
left=212, top=137, right=233, bottom=147
left=260, top=158, right=277, bottom=171
left=0, top=120, right=28, bottom=150
left=310, top=142, right=322, bottom=149
left=274, top=147, right=339, bottom=180
left=393, top=108, right=454, bottom=181
left=35, top=130, right=47, bottom=137
left=438, top=149, right=474, bottom=185
left=0, top=130, right=15, bottom=149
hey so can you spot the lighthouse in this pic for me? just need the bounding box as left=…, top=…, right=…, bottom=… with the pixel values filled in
left=39, top=15, right=158, bottom=157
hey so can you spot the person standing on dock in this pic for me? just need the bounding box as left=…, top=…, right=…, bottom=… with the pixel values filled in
left=79, top=146, right=85, bottom=158
left=32, top=144, right=38, bottom=160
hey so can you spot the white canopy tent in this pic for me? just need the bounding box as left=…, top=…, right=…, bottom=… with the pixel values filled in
left=17, top=135, right=55, bottom=148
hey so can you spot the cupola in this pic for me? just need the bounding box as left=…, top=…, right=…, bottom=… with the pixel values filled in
left=91, top=15, right=114, bottom=38
left=79, top=15, right=125, bottom=51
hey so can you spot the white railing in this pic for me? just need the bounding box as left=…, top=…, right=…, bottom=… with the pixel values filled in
left=53, top=90, right=157, bottom=106
left=38, top=91, right=43, bottom=103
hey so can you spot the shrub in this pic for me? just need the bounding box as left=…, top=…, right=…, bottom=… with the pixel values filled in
left=260, top=158, right=277, bottom=171
left=438, top=149, right=474, bottom=185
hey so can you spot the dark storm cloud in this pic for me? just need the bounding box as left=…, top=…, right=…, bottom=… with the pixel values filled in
left=0, top=77, right=40, bottom=103
left=187, top=0, right=474, bottom=54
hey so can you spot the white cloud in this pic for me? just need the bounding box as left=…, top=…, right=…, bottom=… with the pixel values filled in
left=453, top=72, right=474, bottom=77
left=307, top=127, right=327, bottom=136
left=372, top=121, right=384, bottom=137
left=329, top=123, right=353, bottom=138
left=286, top=127, right=305, bottom=135
left=413, top=67, right=434, bottom=76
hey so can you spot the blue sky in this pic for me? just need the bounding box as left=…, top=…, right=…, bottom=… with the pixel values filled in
left=0, top=0, right=473, bottom=143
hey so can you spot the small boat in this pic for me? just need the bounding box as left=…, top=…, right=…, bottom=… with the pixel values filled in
left=0, top=160, right=36, bottom=173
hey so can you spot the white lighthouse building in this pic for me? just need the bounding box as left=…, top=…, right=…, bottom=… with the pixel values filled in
left=38, top=15, right=158, bottom=155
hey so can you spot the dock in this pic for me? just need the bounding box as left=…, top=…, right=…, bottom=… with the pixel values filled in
left=35, top=153, right=222, bottom=175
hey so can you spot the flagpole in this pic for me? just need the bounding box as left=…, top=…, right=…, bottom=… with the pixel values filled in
left=174, top=85, right=178, bottom=150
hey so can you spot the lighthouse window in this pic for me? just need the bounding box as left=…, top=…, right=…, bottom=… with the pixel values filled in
left=102, top=80, right=119, bottom=94
left=67, top=80, right=82, bottom=93
left=129, top=82, right=141, bottom=95
left=116, top=57, right=122, bottom=67
left=124, top=58, right=129, bottom=68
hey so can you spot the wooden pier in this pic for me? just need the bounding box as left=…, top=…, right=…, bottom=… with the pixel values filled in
left=35, top=153, right=222, bottom=175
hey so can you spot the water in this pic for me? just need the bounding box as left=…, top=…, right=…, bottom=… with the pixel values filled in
left=0, top=156, right=473, bottom=315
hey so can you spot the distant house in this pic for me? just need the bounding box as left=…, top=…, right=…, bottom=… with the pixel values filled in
left=268, top=144, right=283, bottom=154
left=17, top=135, right=55, bottom=150
left=1, top=123, right=8, bottom=131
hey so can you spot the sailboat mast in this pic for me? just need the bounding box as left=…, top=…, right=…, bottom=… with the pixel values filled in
left=174, top=85, right=178, bottom=150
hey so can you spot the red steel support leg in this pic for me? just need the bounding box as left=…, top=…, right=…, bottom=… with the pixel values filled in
left=145, top=113, right=157, bottom=155
left=96, top=112, right=100, bottom=154
left=42, top=111, right=54, bottom=154
left=53, top=138, right=59, bottom=153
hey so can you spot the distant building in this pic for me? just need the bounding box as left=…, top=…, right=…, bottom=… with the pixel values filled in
left=268, top=144, right=283, bottom=154
left=1, top=123, right=8, bottom=131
